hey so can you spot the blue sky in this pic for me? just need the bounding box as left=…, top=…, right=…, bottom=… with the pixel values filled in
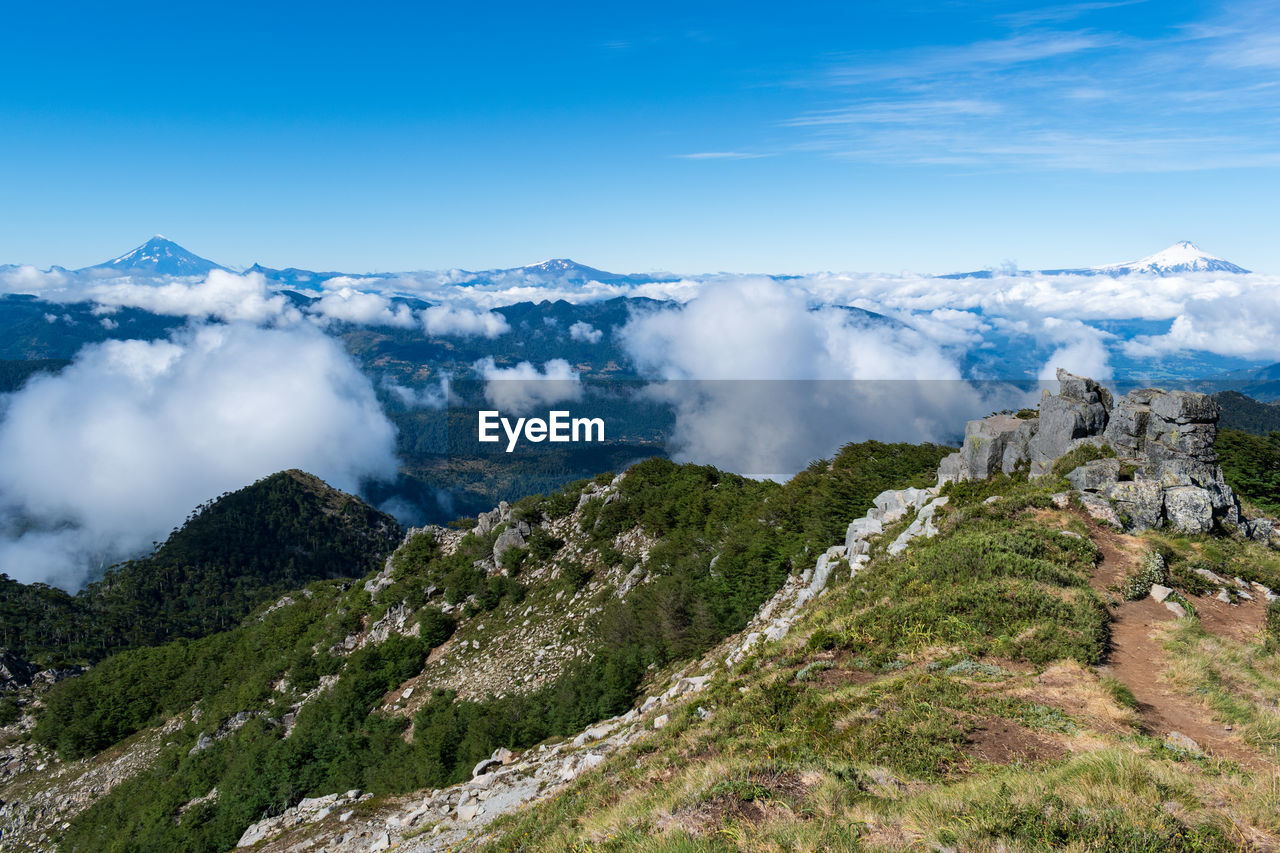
left=2, top=0, right=1277, bottom=274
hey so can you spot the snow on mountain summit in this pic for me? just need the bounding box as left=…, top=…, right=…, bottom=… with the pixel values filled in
left=1095, top=241, right=1250, bottom=275
left=522, top=258, right=608, bottom=277
left=942, top=241, right=1253, bottom=279
left=81, top=236, right=227, bottom=276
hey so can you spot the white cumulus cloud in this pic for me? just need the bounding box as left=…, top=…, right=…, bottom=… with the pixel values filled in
left=0, top=322, right=399, bottom=588
left=86, top=270, right=300, bottom=325
left=617, top=277, right=1003, bottom=479
left=568, top=321, right=603, bottom=343
left=420, top=305, right=511, bottom=338
left=311, top=287, right=416, bottom=327
left=475, top=357, right=583, bottom=413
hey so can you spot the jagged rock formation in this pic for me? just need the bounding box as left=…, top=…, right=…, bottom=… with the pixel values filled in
left=0, top=651, right=37, bottom=692
left=725, top=482, right=948, bottom=665
left=939, top=369, right=1273, bottom=541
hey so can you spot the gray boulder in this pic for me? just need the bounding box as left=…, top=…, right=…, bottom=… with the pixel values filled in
left=492, top=527, right=527, bottom=563
left=0, top=650, right=36, bottom=691
left=1146, top=420, right=1217, bottom=465
left=1150, top=391, right=1219, bottom=425
left=1154, top=458, right=1217, bottom=489
left=1078, top=492, right=1122, bottom=527
left=1104, top=388, right=1220, bottom=475
left=960, top=414, right=1024, bottom=480
left=1001, top=418, right=1038, bottom=474
left=871, top=488, right=930, bottom=524
left=845, top=517, right=882, bottom=551
left=1102, top=393, right=1151, bottom=456
left=1106, top=480, right=1164, bottom=530
left=1065, top=458, right=1120, bottom=492
left=1056, top=369, right=1112, bottom=407
left=1163, top=486, right=1215, bottom=534
left=937, top=451, right=969, bottom=485
left=473, top=757, right=502, bottom=777
left=1028, top=371, right=1110, bottom=476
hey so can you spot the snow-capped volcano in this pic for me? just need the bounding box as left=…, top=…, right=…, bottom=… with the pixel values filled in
left=521, top=259, right=618, bottom=280
left=464, top=258, right=678, bottom=285
left=942, top=241, right=1251, bottom=279
left=80, top=236, right=227, bottom=276
left=1094, top=241, right=1250, bottom=276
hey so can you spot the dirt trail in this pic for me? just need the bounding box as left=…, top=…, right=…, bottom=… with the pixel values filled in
left=1084, top=519, right=1271, bottom=770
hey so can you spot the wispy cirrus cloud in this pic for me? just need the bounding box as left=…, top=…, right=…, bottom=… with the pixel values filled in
left=783, top=2, right=1280, bottom=172
left=673, top=151, right=773, bottom=160
left=995, top=1, right=1151, bottom=30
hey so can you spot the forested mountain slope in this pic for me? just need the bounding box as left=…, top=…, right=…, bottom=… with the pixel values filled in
left=0, top=470, right=402, bottom=668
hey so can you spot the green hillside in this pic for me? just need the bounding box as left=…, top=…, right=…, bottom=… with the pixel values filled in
left=0, top=470, right=402, bottom=667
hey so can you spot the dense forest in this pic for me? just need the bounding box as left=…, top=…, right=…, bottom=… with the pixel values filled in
left=0, top=358, right=70, bottom=392
left=1215, top=390, right=1280, bottom=435
left=1217, top=428, right=1280, bottom=515
left=0, top=470, right=401, bottom=667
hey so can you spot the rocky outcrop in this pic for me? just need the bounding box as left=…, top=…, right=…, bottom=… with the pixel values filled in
left=1027, top=372, right=1111, bottom=477
left=492, top=522, right=530, bottom=564
left=940, top=369, right=1272, bottom=540
left=0, top=650, right=37, bottom=692
left=962, top=415, right=1025, bottom=480
left=726, top=481, right=949, bottom=665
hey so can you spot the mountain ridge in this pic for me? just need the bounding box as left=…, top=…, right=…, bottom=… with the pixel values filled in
left=3, top=374, right=1278, bottom=851
left=17, top=237, right=1258, bottom=282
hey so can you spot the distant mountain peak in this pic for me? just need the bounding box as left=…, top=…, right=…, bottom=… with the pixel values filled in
left=507, top=258, right=679, bottom=285
left=941, top=240, right=1251, bottom=279
left=1094, top=241, right=1250, bottom=276
left=523, top=258, right=597, bottom=274
left=80, top=236, right=226, bottom=276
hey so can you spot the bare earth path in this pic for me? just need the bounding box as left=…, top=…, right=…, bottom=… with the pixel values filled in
left=1083, top=518, right=1270, bottom=770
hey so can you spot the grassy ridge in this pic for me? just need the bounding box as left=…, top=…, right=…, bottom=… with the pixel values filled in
left=474, top=478, right=1279, bottom=851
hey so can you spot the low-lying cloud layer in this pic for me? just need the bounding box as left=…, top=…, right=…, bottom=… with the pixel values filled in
left=6, top=261, right=1279, bottom=374
left=0, top=323, right=398, bottom=589
left=618, top=278, right=1012, bottom=477
left=2, top=258, right=1279, bottom=585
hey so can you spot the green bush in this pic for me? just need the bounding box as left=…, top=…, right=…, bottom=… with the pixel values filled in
left=560, top=560, right=593, bottom=591
left=1121, top=551, right=1169, bottom=601
left=1051, top=442, right=1116, bottom=482
left=839, top=511, right=1108, bottom=668
left=527, top=527, right=564, bottom=561
left=499, top=545, right=528, bottom=575
left=794, top=661, right=834, bottom=682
